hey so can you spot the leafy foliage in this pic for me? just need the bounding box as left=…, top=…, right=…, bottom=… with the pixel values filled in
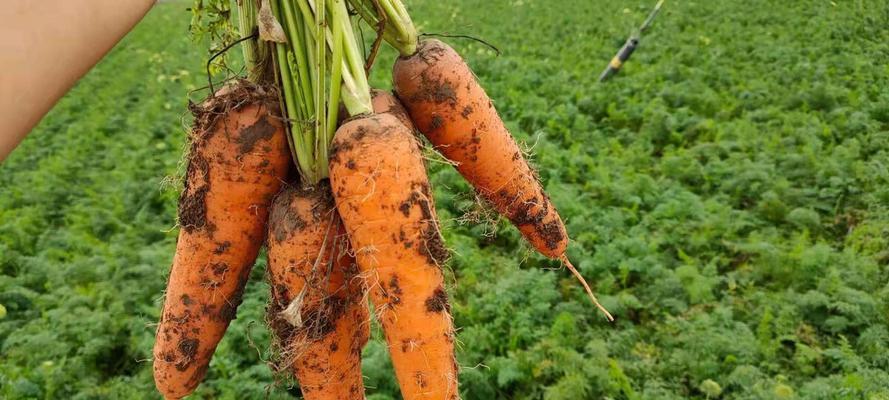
left=189, top=0, right=238, bottom=76
left=2, top=0, right=889, bottom=399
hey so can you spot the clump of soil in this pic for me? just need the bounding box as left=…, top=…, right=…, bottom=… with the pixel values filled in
left=178, top=154, right=211, bottom=234
left=175, top=337, right=199, bottom=371
left=425, top=286, right=450, bottom=313
left=268, top=186, right=308, bottom=243
left=421, top=225, right=450, bottom=267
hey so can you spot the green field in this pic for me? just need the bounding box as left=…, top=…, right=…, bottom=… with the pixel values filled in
left=3, top=0, right=889, bottom=398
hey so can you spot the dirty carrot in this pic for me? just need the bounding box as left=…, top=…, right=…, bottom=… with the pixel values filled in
left=393, top=39, right=612, bottom=320
left=329, top=113, right=459, bottom=400
left=266, top=183, right=369, bottom=400
left=153, top=81, right=291, bottom=399
left=393, top=39, right=564, bottom=257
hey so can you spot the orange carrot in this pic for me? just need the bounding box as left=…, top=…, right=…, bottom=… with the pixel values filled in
left=329, top=113, right=459, bottom=400
left=153, top=81, right=291, bottom=399
left=393, top=40, right=612, bottom=320
left=266, top=183, right=369, bottom=400
left=393, top=39, right=564, bottom=257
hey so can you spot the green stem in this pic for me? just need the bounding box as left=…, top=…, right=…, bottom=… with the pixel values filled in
left=236, top=0, right=275, bottom=83
left=274, top=0, right=319, bottom=183
left=347, top=0, right=418, bottom=56
left=263, top=0, right=371, bottom=185
left=331, top=0, right=372, bottom=115
left=314, top=0, right=327, bottom=182
left=282, top=0, right=315, bottom=113
left=276, top=44, right=308, bottom=174
left=325, top=14, right=344, bottom=155
left=236, top=0, right=258, bottom=79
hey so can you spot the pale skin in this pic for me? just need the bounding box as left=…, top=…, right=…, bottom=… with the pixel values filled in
left=0, top=0, right=156, bottom=162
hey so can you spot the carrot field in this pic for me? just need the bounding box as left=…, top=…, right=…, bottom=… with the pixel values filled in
left=2, top=0, right=889, bottom=398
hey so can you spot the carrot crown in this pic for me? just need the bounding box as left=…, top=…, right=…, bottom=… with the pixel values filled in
left=225, top=0, right=373, bottom=185
left=210, top=0, right=413, bottom=185
left=261, top=0, right=372, bottom=185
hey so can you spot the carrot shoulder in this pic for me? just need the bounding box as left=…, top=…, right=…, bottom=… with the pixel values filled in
left=153, top=82, right=290, bottom=399
left=266, top=183, right=369, bottom=400
left=330, top=113, right=459, bottom=400
left=371, top=89, right=415, bottom=131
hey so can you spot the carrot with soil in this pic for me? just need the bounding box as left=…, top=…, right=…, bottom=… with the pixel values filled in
left=266, top=183, right=369, bottom=400
left=330, top=113, right=459, bottom=400
left=259, top=1, right=377, bottom=397
left=153, top=81, right=291, bottom=399
left=394, top=40, right=611, bottom=320
left=392, top=39, right=570, bottom=258
left=269, top=1, right=459, bottom=394
left=349, top=1, right=612, bottom=320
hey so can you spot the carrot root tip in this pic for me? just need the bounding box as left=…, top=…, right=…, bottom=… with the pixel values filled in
left=560, top=255, right=614, bottom=322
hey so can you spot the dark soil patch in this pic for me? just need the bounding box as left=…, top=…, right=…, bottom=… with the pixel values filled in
left=430, top=115, right=445, bottom=130
left=301, top=296, right=347, bottom=341
left=237, top=116, right=276, bottom=154
left=415, top=371, right=428, bottom=388
left=461, top=105, right=474, bottom=119
left=412, top=39, right=449, bottom=65
left=303, top=183, right=335, bottom=223
left=175, top=337, right=199, bottom=371
left=538, top=220, right=565, bottom=251
left=267, top=300, right=296, bottom=345
left=420, top=225, right=449, bottom=267
left=352, top=124, right=370, bottom=141
left=178, top=153, right=212, bottom=234
left=399, top=182, right=435, bottom=220
left=397, top=181, right=447, bottom=266
left=329, top=136, right=354, bottom=165
left=210, top=262, right=229, bottom=276
left=399, top=192, right=419, bottom=217
left=510, top=195, right=548, bottom=226
left=425, top=286, right=450, bottom=313
left=410, top=75, right=459, bottom=108
left=268, top=186, right=308, bottom=243
left=188, top=79, right=279, bottom=138
left=432, top=82, right=458, bottom=104
left=388, top=275, right=403, bottom=306
left=179, top=81, right=280, bottom=235
left=500, top=185, right=566, bottom=251
left=200, top=303, right=217, bottom=317
left=213, top=241, right=231, bottom=254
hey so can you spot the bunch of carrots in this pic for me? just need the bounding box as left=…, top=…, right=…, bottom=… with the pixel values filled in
left=153, top=0, right=612, bottom=399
